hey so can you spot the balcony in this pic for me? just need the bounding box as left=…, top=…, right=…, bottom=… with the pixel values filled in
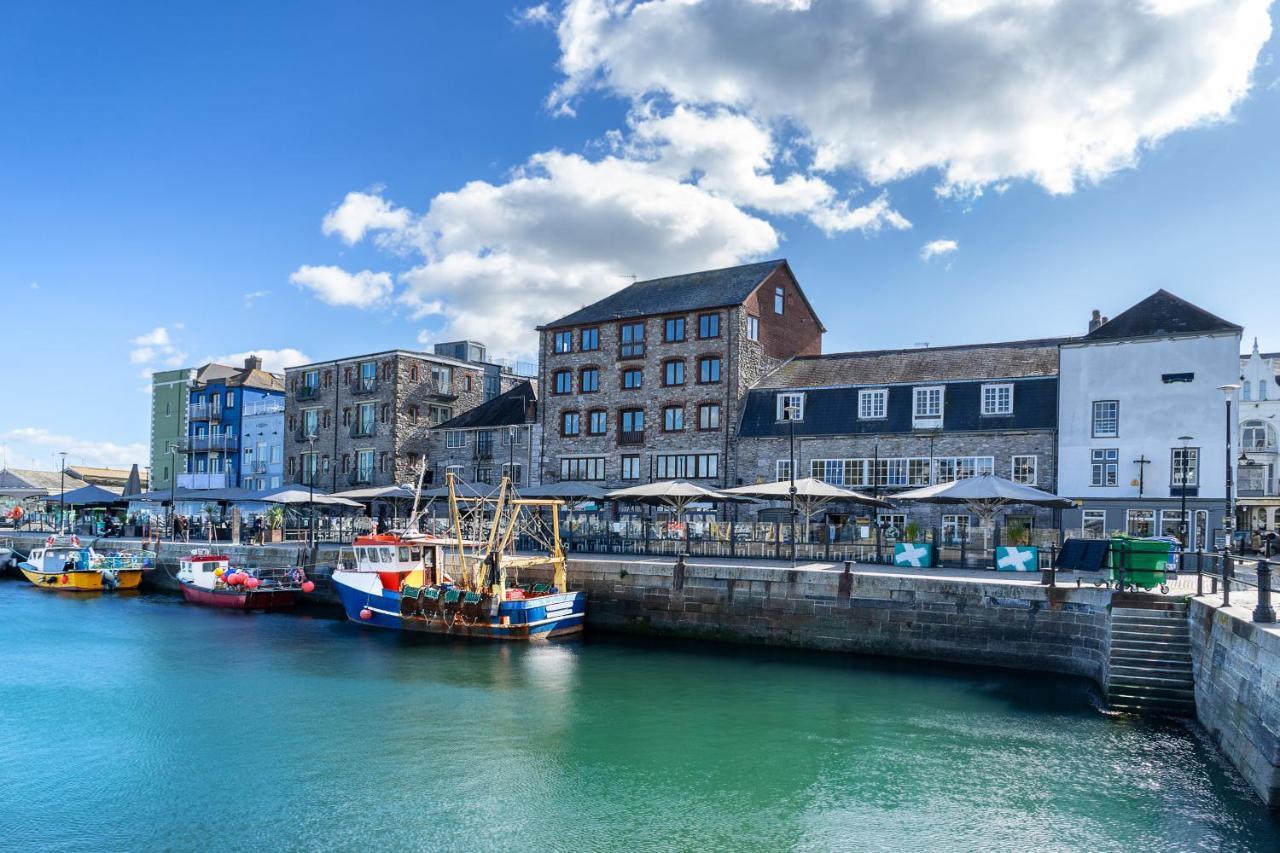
left=177, top=472, right=231, bottom=490
left=295, top=428, right=321, bottom=443
left=421, top=379, right=456, bottom=399
left=350, top=422, right=377, bottom=439
left=475, top=444, right=495, bottom=461
left=243, top=401, right=284, bottom=417
left=297, top=385, right=320, bottom=400
left=349, top=470, right=375, bottom=486
left=619, top=430, right=645, bottom=445
left=189, top=403, right=222, bottom=421
left=249, top=461, right=269, bottom=474
left=184, top=434, right=239, bottom=452
left=350, top=378, right=379, bottom=396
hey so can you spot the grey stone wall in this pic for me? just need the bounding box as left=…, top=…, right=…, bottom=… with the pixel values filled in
left=1189, top=599, right=1280, bottom=806
left=520, top=557, right=1111, bottom=681
left=423, top=424, right=540, bottom=488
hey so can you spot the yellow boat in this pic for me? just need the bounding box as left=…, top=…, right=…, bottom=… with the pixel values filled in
left=18, top=535, right=155, bottom=591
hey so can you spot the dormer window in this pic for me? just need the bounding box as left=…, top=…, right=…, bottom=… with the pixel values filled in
left=912, top=386, right=944, bottom=427
left=980, top=383, right=1013, bottom=416
left=776, top=392, right=805, bottom=422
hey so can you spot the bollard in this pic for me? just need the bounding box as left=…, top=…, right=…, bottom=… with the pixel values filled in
left=672, top=552, right=687, bottom=592
left=1222, top=549, right=1232, bottom=607
left=1196, top=549, right=1204, bottom=597
left=1254, top=560, right=1276, bottom=623
left=1048, top=543, right=1057, bottom=588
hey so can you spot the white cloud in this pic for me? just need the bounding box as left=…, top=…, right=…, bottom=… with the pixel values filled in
left=243, top=290, right=270, bottom=306
left=129, top=347, right=155, bottom=364
left=289, top=265, right=394, bottom=308
left=132, top=326, right=171, bottom=347
left=1, top=427, right=148, bottom=471
left=208, top=348, right=313, bottom=374
left=514, top=3, right=555, bottom=26
left=920, top=238, right=959, bottom=262
left=129, top=325, right=186, bottom=371
left=321, top=191, right=413, bottom=246
left=550, top=0, right=1273, bottom=195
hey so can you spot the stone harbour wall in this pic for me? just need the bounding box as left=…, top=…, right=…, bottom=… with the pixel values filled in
left=522, top=557, right=1112, bottom=682
left=1189, top=599, right=1280, bottom=806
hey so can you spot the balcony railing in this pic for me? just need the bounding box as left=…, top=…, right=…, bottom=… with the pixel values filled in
left=189, top=404, right=222, bottom=421
left=351, top=378, right=379, bottom=396
left=297, top=385, right=320, bottom=400
left=619, top=431, right=645, bottom=445
left=250, top=461, right=269, bottom=474
left=177, top=472, right=231, bottom=490
left=351, top=422, right=377, bottom=438
left=421, top=379, right=456, bottom=398
left=349, top=470, right=375, bottom=485
left=243, top=401, right=284, bottom=417
left=184, top=434, right=239, bottom=452
left=296, top=428, right=321, bottom=443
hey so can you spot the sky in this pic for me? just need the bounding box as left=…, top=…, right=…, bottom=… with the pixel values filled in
left=1, top=0, right=1278, bottom=472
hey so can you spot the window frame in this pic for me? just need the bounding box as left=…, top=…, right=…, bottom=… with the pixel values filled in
left=587, top=409, right=608, bottom=435
left=621, top=367, right=644, bottom=390
left=1090, top=448, right=1119, bottom=487
left=1091, top=400, right=1119, bottom=438
left=580, top=327, right=600, bottom=352
left=1011, top=454, right=1038, bottom=486
left=697, top=313, right=721, bottom=339
left=664, top=317, right=686, bottom=343
left=1170, top=446, right=1200, bottom=487
left=774, top=286, right=784, bottom=314
left=746, top=315, right=759, bottom=342
left=619, top=322, right=646, bottom=358
left=857, top=389, right=887, bottom=420
left=775, top=392, right=805, bottom=422
left=662, top=359, right=686, bottom=387
left=663, top=405, right=685, bottom=432
left=980, top=383, right=1014, bottom=416
left=697, top=355, right=722, bottom=384
left=553, top=369, right=573, bottom=395
left=553, top=331, right=573, bottom=353
left=698, top=402, right=721, bottom=431
left=580, top=367, right=600, bottom=393
left=561, top=411, right=581, bottom=437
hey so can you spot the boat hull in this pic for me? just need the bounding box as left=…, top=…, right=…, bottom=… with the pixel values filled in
left=178, top=580, right=298, bottom=611
left=19, top=566, right=143, bottom=591
left=333, top=571, right=585, bottom=641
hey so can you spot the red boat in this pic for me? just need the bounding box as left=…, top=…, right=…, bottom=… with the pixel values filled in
left=176, top=552, right=310, bottom=612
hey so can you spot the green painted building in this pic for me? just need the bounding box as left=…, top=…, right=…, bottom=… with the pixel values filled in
left=149, top=368, right=194, bottom=492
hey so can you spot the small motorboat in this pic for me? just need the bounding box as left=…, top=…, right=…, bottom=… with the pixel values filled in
left=18, top=534, right=155, bottom=591
left=176, top=550, right=312, bottom=611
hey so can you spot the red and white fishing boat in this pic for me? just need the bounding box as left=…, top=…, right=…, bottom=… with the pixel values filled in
left=176, top=550, right=313, bottom=611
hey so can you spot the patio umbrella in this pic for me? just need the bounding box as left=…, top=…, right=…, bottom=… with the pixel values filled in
left=894, top=473, right=1074, bottom=546
left=606, top=480, right=742, bottom=544
left=721, top=477, right=892, bottom=542
left=255, top=487, right=361, bottom=507
left=331, top=484, right=417, bottom=500
left=46, top=484, right=125, bottom=506
left=517, top=482, right=608, bottom=503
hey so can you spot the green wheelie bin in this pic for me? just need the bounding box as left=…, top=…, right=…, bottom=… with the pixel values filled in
left=1108, top=535, right=1173, bottom=593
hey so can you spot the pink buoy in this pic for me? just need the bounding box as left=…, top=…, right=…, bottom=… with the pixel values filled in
left=245, top=577, right=260, bottom=590
left=300, top=581, right=315, bottom=594
left=359, top=607, right=374, bottom=621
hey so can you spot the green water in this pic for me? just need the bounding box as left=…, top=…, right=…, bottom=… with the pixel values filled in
left=0, top=581, right=1276, bottom=852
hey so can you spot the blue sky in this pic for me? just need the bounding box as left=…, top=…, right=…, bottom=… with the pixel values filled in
left=1, top=1, right=1277, bottom=471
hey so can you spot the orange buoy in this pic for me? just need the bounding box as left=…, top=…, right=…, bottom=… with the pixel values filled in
left=359, top=607, right=374, bottom=620
left=300, top=581, right=315, bottom=593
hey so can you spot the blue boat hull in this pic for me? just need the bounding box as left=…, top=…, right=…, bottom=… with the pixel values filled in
left=333, top=573, right=585, bottom=641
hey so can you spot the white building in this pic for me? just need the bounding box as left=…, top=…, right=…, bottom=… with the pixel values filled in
left=1058, top=290, right=1242, bottom=550
left=1237, top=339, right=1280, bottom=533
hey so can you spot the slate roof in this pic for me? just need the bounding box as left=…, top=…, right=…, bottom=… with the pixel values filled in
left=67, top=465, right=147, bottom=488
left=541, top=260, right=791, bottom=329
left=193, top=361, right=285, bottom=392
left=1084, top=289, right=1241, bottom=341
left=0, top=468, right=93, bottom=493
left=754, top=339, right=1066, bottom=389
left=436, top=381, right=536, bottom=430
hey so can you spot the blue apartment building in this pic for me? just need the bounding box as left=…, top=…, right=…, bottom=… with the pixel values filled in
left=179, top=356, right=286, bottom=491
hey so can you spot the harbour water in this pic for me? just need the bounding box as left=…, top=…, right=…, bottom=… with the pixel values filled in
left=1, top=581, right=1277, bottom=852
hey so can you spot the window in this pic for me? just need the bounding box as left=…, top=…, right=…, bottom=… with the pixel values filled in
left=342, top=408, right=350, bottom=426
left=554, top=331, right=573, bottom=353
left=407, top=405, right=419, bottom=425
left=1243, top=420, right=1276, bottom=451
left=698, top=313, right=720, bottom=339
left=302, top=408, right=319, bottom=437
left=912, top=386, right=944, bottom=426
left=225, top=392, right=234, bottom=408
left=776, top=392, right=805, bottom=422
left=621, top=455, right=641, bottom=481
left=934, top=457, right=994, bottom=483
left=942, top=515, right=971, bottom=544
left=501, top=463, right=523, bottom=485
left=663, top=360, right=685, bottom=386
left=588, top=410, right=608, bottom=435
left=664, top=317, right=686, bottom=342
left=747, top=315, right=759, bottom=341
left=620, top=408, right=645, bottom=441
left=380, top=404, right=390, bottom=424
left=1126, top=509, right=1155, bottom=538
left=354, top=403, right=375, bottom=436
left=654, top=453, right=718, bottom=479
left=356, top=450, right=375, bottom=481
left=776, top=459, right=792, bottom=482
left=476, top=467, right=493, bottom=485
left=1244, top=381, right=1252, bottom=401
left=698, top=403, right=721, bottom=430
left=810, top=459, right=870, bottom=487
left=357, top=361, right=376, bottom=392
left=981, top=383, right=1013, bottom=416
left=698, top=356, right=721, bottom=384
left=581, top=368, right=600, bottom=393
left=322, top=411, right=331, bottom=429
left=1012, top=455, right=1038, bottom=485
left=304, top=369, right=319, bottom=388
left=409, top=365, right=419, bottom=382
left=622, top=368, right=643, bottom=390
left=428, top=405, right=452, bottom=425
left=446, top=431, right=466, bottom=449
left=1091, top=448, right=1119, bottom=487
left=581, top=328, right=599, bottom=351
left=1092, top=401, right=1119, bottom=438
left=620, top=322, right=645, bottom=357
left=858, top=389, right=887, bottom=420
left=663, top=406, right=685, bottom=431
left=774, top=286, right=784, bottom=314
left=561, top=411, right=581, bottom=436
left=1171, top=446, right=1199, bottom=487
left=560, top=457, right=606, bottom=481
left=554, top=370, right=572, bottom=395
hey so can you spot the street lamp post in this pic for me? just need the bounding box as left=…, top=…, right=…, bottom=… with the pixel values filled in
left=306, top=434, right=317, bottom=547
left=1178, top=435, right=1194, bottom=549
left=1220, top=384, right=1241, bottom=552
left=509, top=427, right=517, bottom=487
left=785, top=401, right=801, bottom=566
left=166, top=442, right=179, bottom=540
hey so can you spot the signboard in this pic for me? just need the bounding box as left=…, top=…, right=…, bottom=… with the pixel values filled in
left=996, top=545, right=1039, bottom=572
left=893, top=542, right=932, bottom=568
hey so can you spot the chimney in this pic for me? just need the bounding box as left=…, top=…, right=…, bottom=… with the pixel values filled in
left=1088, top=309, right=1103, bottom=332
left=244, top=355, right=263, bottom=371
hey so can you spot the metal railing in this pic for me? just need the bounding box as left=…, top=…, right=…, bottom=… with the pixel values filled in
left=184, top=434, right=238, bottom=451
left=297, top=385, right=320, bottom=400
left=350, top=422, right=376, bottom=438
left=350, top=378, right=379, bottom=395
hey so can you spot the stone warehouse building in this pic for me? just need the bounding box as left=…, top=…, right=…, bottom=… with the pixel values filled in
left=536, top=260, right=824, bottom=489
left=737, top=340, right=1063, bottom=538
left=428, top=380, right=539, bottom=488
left=283, top=344, right=524, bottom=491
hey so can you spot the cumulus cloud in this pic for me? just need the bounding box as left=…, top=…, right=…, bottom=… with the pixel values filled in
left=514, top=3, right=555, bottom=26
left=920, top=238, right=959, bottom=262
left=209, top=348, right=312, bottom=374
left=289, top=265, right=394, bottom=308
left=321, top=191, right=413, bottom=246
left=129, top=325, right=187, bottom=373
left=243, top=290, right=270, bottom=306
left=1, top=426, right=149, bottom=470
left=550, top=0, right=1273, bottom=195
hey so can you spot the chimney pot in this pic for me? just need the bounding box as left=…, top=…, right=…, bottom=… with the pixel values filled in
left=1088, top=309, right=1103, bottom=332
left=244, top=355, right=263, bottom=371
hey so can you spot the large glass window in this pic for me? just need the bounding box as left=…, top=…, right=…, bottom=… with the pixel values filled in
left=1082, top=509, right=1107, bottom=539
left=561, top=412, right=581, bottom=436
left=560, top=457, right=605, bottom=481
left=698, top=313, right=720, bottom=339
left=581, top=328, right=599, bottom=351
left=1126, top=509, right=1155, bottom=538
left=580, top=368, right=599, bottom=393
left=620, top=323, right=645, bottom=358
left=698, top=356, right=721, bottom=384
left=663, top=406, right=685, bottom=431
left=554, top=370, right=572, bottom=394
left=1171, top=447, right=1199, bottom=487
left=1091, top=448, right=1119, bottom=486
left=858, top=389, right=887, bottom=420
left=664, top=317, right=686, bottom=342
left=663, top=360, right=685, bottom=386
left=698, top=403, right=721, bottom=430
left=553, top=331, right=573, bottom=353
left=622, top=368, right=643, bottom=389
left=621, top=455, right=641, bottom=480
left=588, top=410, right=607, bottom=435
left=654, top=453, right=718, bottom=479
